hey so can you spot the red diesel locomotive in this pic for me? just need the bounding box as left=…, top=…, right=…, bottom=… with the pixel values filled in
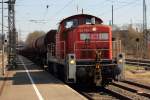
left=22, top=14, right=123, bottom=86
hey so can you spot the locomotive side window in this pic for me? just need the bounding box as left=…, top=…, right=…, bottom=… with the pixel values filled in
left=80, top=33, right=90, bottom=40
left=65, top=20, right=73, bottom=28
left=99, top=33, right=109, bottom=40
left=65, top=19, right=78, bottom=28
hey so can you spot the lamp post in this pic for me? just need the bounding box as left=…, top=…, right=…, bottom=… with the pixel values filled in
left=1, top=0, right=5, bottom=75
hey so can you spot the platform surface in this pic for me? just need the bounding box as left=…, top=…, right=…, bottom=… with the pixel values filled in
left=0, top=56, right=87, bottom=100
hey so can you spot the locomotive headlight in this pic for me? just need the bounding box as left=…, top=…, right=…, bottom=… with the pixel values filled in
left=92, top=27, right=97, bottom=31
left=118, top=59, right=123, bottom=63
left=70, top=59, right=75, bottom=64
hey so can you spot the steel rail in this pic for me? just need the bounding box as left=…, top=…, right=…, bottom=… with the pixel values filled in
left=104, top=87, right=133, bottom=100
left=122, top=79, right=150, bottom=90
left=125, top=59, right=150, bottom=70
left=112, top=81, right=150, bottom=98
left=106, top=84, right=149, bottom=100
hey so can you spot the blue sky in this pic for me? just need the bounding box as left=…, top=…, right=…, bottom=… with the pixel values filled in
left=1, top=0, right=150, bottom=40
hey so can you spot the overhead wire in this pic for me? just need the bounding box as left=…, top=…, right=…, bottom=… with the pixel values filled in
left=54, top=0, right=74, bottom=15
left=115, top=0, right=141, bottom=11
left=16, top=0, right=74, bottom=25
left=0, top=23, right=8, bottom=28
left=15, top=0, right=149, bottom=33
left=98, top=0, right=141, bottom=16
left=83, top=0, right=117, bottom=13
left=45, top=0, right=75, bottom=26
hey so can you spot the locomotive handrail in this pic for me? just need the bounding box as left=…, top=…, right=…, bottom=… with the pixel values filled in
left=56, top=41, right=66, bottom=59
left=74, top=41, right=110, bottom=59
left=73, top=40, right=122, bottom=59
left=112, top=40, right=122, bottom=58
left=75, top=41, right=110, bottom=43
left=74, top=49, right=109, bottom=51
left=47, top=43, right=55, bottom=56
left=47, top=41, right=66, bottom=59
left=74, top=41, right=110, bottom=51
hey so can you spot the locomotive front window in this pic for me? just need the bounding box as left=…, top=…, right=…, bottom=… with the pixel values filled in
left=99, top=33, right=109, bottom=40
left=80, top=33, right=109, bottom=40
left=85, top=18, right=91, bottom=24
left=73, top=19, right=78, bottom=26
left=80, top=33, right=90, bottom=40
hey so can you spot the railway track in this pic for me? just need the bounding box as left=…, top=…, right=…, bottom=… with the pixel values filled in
left=72, top=79, right=150, bottom=100
left=125, top=59, right=150, bottom=70
left=107, top=80, right=150, bottom=100
left=82, top=87, right=136, bottom=100
left=81, top=90, right=117, bottom=100
left=70, top=84, right=118, bottom=100
left=70, top=84, right=141, bottom=100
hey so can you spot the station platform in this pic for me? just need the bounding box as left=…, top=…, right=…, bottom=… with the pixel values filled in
left=0, top=56, right=87, bottom=100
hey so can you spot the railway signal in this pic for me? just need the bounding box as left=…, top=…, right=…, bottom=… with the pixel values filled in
left=136, top=38, right=140, bottom=70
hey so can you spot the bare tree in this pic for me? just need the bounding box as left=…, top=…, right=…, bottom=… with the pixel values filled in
left=113, top=24, right=143, bottom=58
left=26, top=31, right=45, bottom=47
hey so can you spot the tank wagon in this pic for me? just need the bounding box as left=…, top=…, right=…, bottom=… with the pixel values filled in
left=23, top=14, right=124, bottom=86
